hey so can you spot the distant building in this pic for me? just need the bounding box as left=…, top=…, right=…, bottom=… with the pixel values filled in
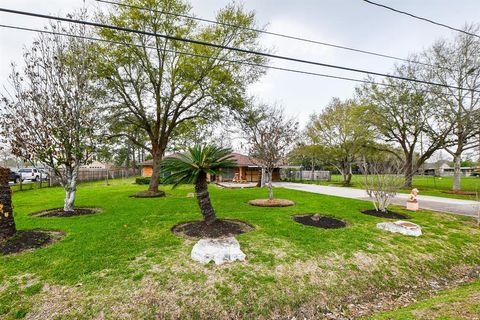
left=139, top=152, right=281, bottom=182
left=421, top=160, right=475, bottom=176
left=79, top=161, right=113, bottom=170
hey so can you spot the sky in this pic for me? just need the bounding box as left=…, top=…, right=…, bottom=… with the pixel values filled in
left=1, top=0, right=479, bottom=126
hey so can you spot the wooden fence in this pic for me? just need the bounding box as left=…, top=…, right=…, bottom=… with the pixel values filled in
left=49, top=168, right=140, bottom=186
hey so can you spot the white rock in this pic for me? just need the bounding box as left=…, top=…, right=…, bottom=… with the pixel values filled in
left=191, top=237, right=246, bottom=265
left=376, top=220, right=422, bottom=237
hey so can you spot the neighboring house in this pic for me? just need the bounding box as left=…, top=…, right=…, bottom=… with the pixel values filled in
left=140, top=152, right=281, bottom=182
left=442, top=167, right=476, bottom=177
left=80, top=161, right=113, bottom=170
left=421, top=160, right=451, bottom=176
left=421, top=160, right=475, bottom=176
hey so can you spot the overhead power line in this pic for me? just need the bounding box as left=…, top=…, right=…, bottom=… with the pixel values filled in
left=362, top=0, right=480, bottom=40
left=0, top=7, right=477, bottom=93
left=0, top=23, right=392, bottom=88
left=0, top=23, right=468, bottom=100
left=95, top=0, right=439, bottom=69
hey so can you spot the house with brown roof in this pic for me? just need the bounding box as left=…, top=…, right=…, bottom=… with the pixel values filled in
left=139, top=152, right=281, bottom=183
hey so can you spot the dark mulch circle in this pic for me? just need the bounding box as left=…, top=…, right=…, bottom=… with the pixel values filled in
left=248, top=198, right=295, bottom=207
left=130, top=190, right=166, bottom=198
left=31, top=208, right=101, bottom=218
left=0, top=230, right=64, bottom=255
left=361, top=209, right=411, bottom=219
left=293, top=214, right=347, bottom=229
left=172, top=219, right=254, bottom=239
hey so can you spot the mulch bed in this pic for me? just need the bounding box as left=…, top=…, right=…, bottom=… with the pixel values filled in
left=248, top=199, right=295, bottom=207
left=361, top=209, right=411, bottom=219
left=130, top=190, right=166, bottom=198
left=293, top=214, right=347, bottom=229
left=172, top=219, right=254, bottom=239
left=443, top=190, right=477, bottom=196
left=31, top=208, right=101, bottom=218
left=0, top=230, right=64, bottom=255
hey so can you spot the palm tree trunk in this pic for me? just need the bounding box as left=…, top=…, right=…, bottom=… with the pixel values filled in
left=195, top=172, right=216, bottom=225
left=0, top=167, right=16, bottom=240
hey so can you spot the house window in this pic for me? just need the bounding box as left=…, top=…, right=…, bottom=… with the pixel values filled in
left=221, top=168, right=235, bottom=180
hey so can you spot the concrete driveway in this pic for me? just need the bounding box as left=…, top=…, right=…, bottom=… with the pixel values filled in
left=274, top=182, right=479, bottom=218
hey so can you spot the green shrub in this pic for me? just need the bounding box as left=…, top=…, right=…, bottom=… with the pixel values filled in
left=135, top=177, right=151, bottom=185
left=135, top=172, right=170, bottom=185
left=135, top=176, right=165, bottom=185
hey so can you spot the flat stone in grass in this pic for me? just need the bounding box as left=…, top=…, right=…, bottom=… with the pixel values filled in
left=377, top=220, right=422, bottom=237
left=248, top=199, right=294, bottom=207
left=191, top=237, right=246, bottom=265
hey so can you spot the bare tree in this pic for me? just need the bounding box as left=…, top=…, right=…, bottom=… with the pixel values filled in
left=96, top=0, right=267, bottom=195
left=362, top=158, right=404, bottom=213
left=422, top=24, right=480, bottom=192
left=241, top=105, right=298, bottom=200
left=0, top=19, right=103, bottom=212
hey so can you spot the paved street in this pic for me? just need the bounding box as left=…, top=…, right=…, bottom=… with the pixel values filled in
left=274, top=182, right=479, bottom=218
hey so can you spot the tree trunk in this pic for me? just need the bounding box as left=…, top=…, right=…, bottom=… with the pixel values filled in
left=340, top=165, right=352, bottom=186
left=63, top=166, right=79, bottom=212
left=403, top=159, right=414, bottom=188
left=452, top=154, right=462, bottom=192
left=261, top=167, right=266, bottom=187
left=344, top=173, right=352, bottom=186
left=64, top=189, right=76, bottom=212
left=0, top=167, right=16, bottom=240
left=195, top=172, right=216, bottom=225
left=148, top=148, right=162, bottom=193
left=267, top=169, right=274, bottom=200
left=126, top=144, right=131, bottom=168
left=311, top=158, right=315, bottom=180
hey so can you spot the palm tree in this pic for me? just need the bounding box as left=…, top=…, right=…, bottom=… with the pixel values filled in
left=162, top=145, right=236, bottom=225
left=0, top=167, right=16, bottom=240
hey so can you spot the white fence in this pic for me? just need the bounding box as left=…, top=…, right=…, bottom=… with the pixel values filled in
left=281, top=169, right=331, bottom=181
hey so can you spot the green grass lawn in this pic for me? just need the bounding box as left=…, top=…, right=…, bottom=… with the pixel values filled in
left=1, top=178, right=479, bottom=319
left=371, top=280, right=480, bottom=320
left=291, top=174, right=480, bottom=200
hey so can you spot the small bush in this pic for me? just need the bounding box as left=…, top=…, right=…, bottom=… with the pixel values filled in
left=135, top=177, right=151, bottom=185
left=135, top=176, right=166, bottom=185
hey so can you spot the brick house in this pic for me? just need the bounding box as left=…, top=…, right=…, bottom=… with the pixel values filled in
left=139, top=152, right=281, bottom=182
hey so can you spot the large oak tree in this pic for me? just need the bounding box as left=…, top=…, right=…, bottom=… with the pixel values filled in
left=358, top=62, right=452, bottom=188
left=96, top=0, right=266, bottom=194
left=306, top=98, right=373, bottom=186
